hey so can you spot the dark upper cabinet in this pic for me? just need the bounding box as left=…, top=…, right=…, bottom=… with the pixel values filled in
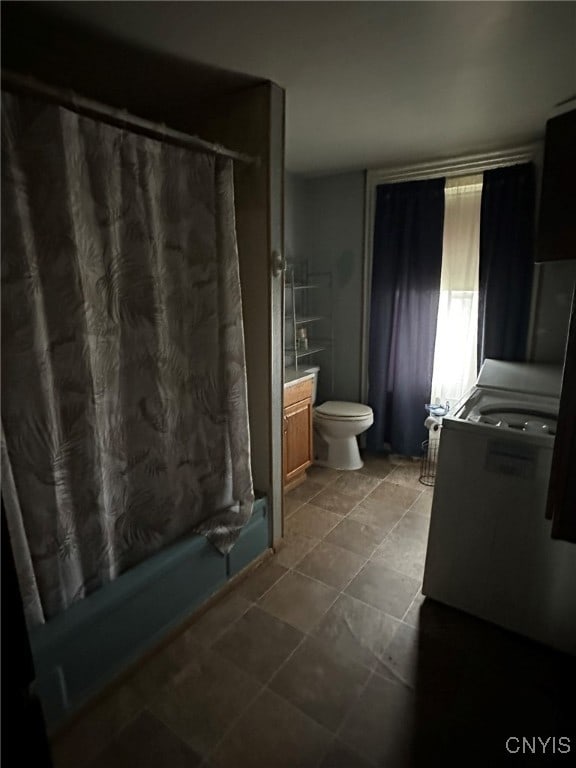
left=536, top=108, right=576, bottom=262
left=546, top=286, right=576, bottom=543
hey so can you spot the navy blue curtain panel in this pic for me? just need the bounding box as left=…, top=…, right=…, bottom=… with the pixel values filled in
left=478, top=163, right=535, bottom=366
left=367, top=179, right=445, bottom=456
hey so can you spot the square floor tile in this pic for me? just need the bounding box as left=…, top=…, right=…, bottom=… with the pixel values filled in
left=348, top=497, right=405, bottom=533
left=364, top=481, right=421, bottom=510
left=52, top=684, right=143, bottom=768
left=386, top=463, right=425, bottom=490
left=286, top=503, right=342, bottom=539
left=339, top=673, right=416, bottom=766
left=270, top=636, right=370, bottom=731
left=377, top=616, right=469, bottom=695
left=286, top=479, right=325, bottom=504
left=259, top=571, right=338, bottom=632
left=375, top=620, right=421, bottom=689
left=285, top=493, right=307, bottom=518
left=307, top=488, right=359, bottom=516
left=150, top=646, right=261, bottom=757
left=318, top=739, right=375, bottom=768
left=359, top=453, right=395, bottom=479
left=86, top=711, right=202, bottom=768
left=393, top=509, right=430, bottom=543
left=210, top=688, right=331, bottom=768
left=312, top=593, right=402, bottom=672
left=237, top=560, right=288, bottom=600
left=274, top=532, right=319, bottom=568
left=402, top=592, right=538, bottom=665
left=213, top=606, right=303, bottom=683
left=296, top=541, right=366, bottom=590
left=325, top=518, right=386, bottom=557
left=410, top=490, right=433, bottom=517
left=182, top=591, right=252, bottom=647
left=331, top=473, right=381, bottom=501
left=129, top=631, right=203, bottom=704
left=371, top=531, right=427, bottom=581
left=402, top=590, right=425, bottom=627
left=344, top=561, right=420, bottom=618
left=306, top=465, right=342, bottom=486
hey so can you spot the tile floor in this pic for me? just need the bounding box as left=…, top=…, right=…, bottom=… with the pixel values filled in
left=51, top=455, right=576, bottom=768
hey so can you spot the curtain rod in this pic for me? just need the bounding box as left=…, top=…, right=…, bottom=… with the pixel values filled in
left=1, top=70, right=260, bottom=167
left=367, top=145, right=538, bottom=186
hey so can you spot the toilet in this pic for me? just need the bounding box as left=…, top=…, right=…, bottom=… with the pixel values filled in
left=304, top=367, right=374, bottom=471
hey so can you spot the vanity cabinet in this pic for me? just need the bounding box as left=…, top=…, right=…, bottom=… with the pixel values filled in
left=283, top=376, right=314, bottom=490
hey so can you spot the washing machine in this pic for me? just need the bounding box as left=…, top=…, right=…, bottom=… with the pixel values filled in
left=423, top=359, right=576, bottom=654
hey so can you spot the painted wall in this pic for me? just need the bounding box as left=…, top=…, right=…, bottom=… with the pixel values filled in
left=286, top=171, right=366, bottom=404
left=196, top=85, right=285, bottom=542
left=287, top=166, right=574, bottom=403
left=285, top=174, right=309, bottom=265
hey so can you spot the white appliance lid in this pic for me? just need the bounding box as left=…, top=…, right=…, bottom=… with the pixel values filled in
left=316, top=401, right=373, bottom=418
left=476, top=359, right=563, bottom=399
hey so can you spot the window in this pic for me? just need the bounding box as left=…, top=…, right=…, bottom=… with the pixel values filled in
left=430, top=175, right=483, bottom=409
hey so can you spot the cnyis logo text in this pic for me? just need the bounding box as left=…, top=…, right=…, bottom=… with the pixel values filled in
left=506, top=737, right=571, bottom=756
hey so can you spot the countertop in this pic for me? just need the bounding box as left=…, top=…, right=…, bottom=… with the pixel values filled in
left=284, top=367, right=315, bottom=387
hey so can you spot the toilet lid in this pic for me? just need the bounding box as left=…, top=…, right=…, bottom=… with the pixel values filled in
left=315, top=401, right=373, bottom=419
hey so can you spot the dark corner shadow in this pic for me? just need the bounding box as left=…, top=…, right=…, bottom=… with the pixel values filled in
left=378, top=596, right=576, bottom=767
left=415, top=597, right=576, bottom=767
left=2, top=1, right=264, bottom=129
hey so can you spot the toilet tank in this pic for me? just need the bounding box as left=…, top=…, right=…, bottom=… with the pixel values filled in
left=303, top=366, right=320, bottom=405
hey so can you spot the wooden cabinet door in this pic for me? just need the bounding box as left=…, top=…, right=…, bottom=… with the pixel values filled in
left=284, top=399, right=313, bottom=484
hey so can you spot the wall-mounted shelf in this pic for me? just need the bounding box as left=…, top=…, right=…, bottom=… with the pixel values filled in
left=285, top=263, right=333, bottom=376
left=295, top=345, right=326, bottom=358
left=283, top=315, right=323, bottom=325
left=284, top=345, right=326, bottom=358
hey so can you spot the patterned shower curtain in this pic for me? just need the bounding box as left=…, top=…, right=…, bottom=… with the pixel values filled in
left=1, top=92, right=254, bottom=627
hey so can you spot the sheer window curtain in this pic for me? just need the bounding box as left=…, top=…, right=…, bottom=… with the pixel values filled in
left=430, top=176, right=483, bottom=409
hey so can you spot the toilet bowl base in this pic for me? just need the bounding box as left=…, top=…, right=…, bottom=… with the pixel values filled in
left=314, top=436, right=364, bottom=471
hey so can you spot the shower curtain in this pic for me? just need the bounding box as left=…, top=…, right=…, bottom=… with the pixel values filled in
left=1, top=92, right=254, bottom=626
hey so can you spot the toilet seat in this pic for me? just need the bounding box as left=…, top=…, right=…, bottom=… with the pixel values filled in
left=315, top=401, right=373, bottom=420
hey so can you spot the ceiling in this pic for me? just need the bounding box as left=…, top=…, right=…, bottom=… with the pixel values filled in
left=50, top=1, right=576, bottom=175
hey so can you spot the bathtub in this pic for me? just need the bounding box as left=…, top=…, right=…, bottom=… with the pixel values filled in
left=30, top=494, right=269, bottom=727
